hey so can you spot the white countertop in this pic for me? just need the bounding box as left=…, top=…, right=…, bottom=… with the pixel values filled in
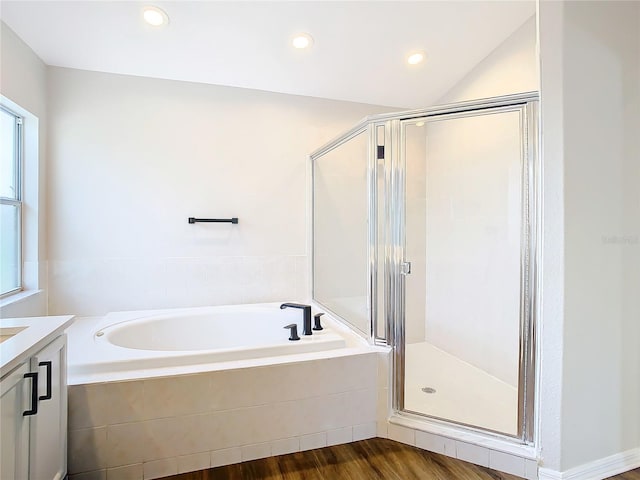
left=0, top=315, right=75, bottom=378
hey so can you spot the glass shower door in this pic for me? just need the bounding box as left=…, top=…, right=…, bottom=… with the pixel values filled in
left=313, top=129, right=370, bottom=335
left=401, top=106, right=533, bottom=437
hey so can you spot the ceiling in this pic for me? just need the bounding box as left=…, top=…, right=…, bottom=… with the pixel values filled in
left=0, top=1, right=535, bottom=108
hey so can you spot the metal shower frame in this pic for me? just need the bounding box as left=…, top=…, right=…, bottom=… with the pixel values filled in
left=310, top=91, right=540, bottom=444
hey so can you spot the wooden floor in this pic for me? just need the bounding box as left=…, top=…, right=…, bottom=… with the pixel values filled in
left=163, top=438, right=640, bottom=479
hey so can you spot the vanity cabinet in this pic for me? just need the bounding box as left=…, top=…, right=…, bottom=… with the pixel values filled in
left=0, top=334, right=67, bottom=480
left=29, top=335, right=67, bottom=480
left=0, top=362, right=30, bottom=480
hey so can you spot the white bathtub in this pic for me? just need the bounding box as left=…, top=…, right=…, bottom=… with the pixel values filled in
left=66, top=302, right=368, bottom=384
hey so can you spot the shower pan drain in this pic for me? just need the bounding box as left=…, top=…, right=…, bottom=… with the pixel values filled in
left=421, top=387, right=436, bottom=394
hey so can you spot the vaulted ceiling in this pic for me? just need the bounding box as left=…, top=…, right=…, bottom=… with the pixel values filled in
left=1, top=1, right=535, bottom=108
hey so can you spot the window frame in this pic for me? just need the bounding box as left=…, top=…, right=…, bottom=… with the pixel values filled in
left=1, top=104, right=24, bottom=298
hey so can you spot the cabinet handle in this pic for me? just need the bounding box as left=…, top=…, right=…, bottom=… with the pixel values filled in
left=23, top=372, right=38, bottom=416
left=38, top=361, right=52, bottom=401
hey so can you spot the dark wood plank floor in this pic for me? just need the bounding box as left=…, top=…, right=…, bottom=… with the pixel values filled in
left=163, top=438, right=640, bottom=479
left=614, top=471, right=640, bottom=480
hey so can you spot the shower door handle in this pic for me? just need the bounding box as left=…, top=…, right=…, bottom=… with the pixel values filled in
left=400, top=262, right=411, bottom=275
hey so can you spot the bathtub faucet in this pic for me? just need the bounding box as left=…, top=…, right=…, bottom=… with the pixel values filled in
left=279, top=303, right=312, bottom=336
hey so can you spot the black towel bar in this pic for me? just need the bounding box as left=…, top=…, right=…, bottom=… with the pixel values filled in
left=188, top=217, right=239, bottom=224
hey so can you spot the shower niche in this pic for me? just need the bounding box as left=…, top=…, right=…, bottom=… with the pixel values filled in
left=311, top=93, right=538, bottom=443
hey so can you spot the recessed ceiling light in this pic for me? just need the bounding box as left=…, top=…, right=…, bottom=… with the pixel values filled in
left=415, top=121, right=425, bottom=127
left=143, top=6, right=169, bottom=27
left=407, top=51, right=426, bottom=65
left=292, top=33, right=314, bottom=49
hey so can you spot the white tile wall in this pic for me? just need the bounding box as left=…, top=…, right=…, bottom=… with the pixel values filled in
left=300, top=432, right=328, bottom=451
left=489, top=449, right=526, bottom=477
left=68, top=343, right=538, bottom=480
left=377, top=351, right=390, bottom=389
left=142, top=374, right=210, bottom=420
left=294, top=256, right=309, bottom=301
left=143, top=458, right=177, bottom=480
left=106, top=422, right=147, bottom=467
left=376, top=351, right=391, bottom=446
left=210, top=447, right=242, bottom=468
left=47, top=65, right=391, bottom=321
left=50, top=256, right=306, bottom=316
left=350, top=388, right=378, bottom=425
left=208, top=410, right=246, bottom=451
left=68, top=353, right=378, bottom=477
left=377, top=388, right=389, bottom=425
left=241, top=443, right=273, bottom=462
left=415, top=431, right=455, bottom=458
left=271, top=437, right=300, bottom=457
left=525, top=458, right=539, bottom=480
left=106, top=382, right=145, bottom=424
left=352, top=422, right=376, bottom=442
left=106, top=463, right=143, bottom=480
left=387, top=424, right=416, bottom=446
left=455, top=441, right=490, bottom=467
left=69, top=470, right=106, bottom=480
left=68, top=427, right=108, bottom=474
left=383, top=420, right=539, bottom=479
left=68, top=383, right=107, bottom=430
left=327, top=426, right=353, bottom=446
left=177, top=452, right=211, bottom=474
left=376, top=421, right=388, bottom=438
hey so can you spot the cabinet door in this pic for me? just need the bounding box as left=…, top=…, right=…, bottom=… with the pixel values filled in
left=29, top=335, right=67, bottom=480
left=0, top=362, right=31, bottom=480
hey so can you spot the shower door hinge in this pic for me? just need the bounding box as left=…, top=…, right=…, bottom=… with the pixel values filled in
left=400, top=262, right=411, bottom=275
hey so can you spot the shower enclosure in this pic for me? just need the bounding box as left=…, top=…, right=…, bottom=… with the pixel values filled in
left=311, top=93, right=538, bottom=442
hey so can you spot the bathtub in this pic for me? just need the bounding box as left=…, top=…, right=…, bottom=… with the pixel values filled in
left=65, top=303, right=382, bottom=476
left=66, top=302, right=370, bottom=384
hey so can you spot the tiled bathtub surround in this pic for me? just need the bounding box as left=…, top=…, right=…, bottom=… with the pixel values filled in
left=68, top=347, right=539, bottom=480
left=67, top=353, right=377, bottom=480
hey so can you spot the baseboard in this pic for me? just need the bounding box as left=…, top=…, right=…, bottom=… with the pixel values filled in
left=538, top=447, right=640, bottom=480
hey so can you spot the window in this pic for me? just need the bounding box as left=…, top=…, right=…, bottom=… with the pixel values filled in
left=0, top=105, right=22, bottom=297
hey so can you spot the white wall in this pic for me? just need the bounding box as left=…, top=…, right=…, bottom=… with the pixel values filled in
left=0, top=22, right=46, bottom=138
left=46, top=67, right=389, bottom=316
left=537, top=1, right=565, bottom=472
left=438, top=15, right=537, bottom=105
left=559, top=0, right=640, bottom=471
left=538, top=0, right=640, bottom=474
left=0, top=22, right=48, bottom=318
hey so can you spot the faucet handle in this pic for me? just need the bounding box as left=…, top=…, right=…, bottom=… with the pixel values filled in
left=313, top=313, right=324, bottom=331
left=284, top=324, right=300, bottom=341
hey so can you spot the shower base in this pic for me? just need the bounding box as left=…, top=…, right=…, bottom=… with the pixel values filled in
left=404, top=342, right=518, bottom=436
